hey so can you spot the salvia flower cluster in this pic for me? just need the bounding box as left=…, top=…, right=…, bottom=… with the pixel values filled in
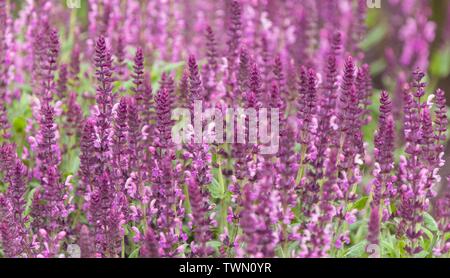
left=0, top=0, right=448, bottom=258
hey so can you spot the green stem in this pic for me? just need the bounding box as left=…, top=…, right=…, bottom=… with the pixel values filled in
left=121, top=237, right=125, bottom=258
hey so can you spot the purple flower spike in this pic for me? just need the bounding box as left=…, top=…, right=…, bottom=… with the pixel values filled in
left=140, top=228, right=160, bottom=258
left=188, top=54, right=203, bottom=110
left=111, top=97, right=129, bottom=186
left=79, top=225, right=95, bottom=258
left=56, top=64, right=68, bottom=99
left=155, top=88, right=173, bottom=150
left=79, top=118, right=97, bottom=194
left=367, top=206, right=380, bottom=245
left=0, top=0, right=8, bottom=138
left=94, top=35, right=114, bottom=173
left=227, top=0, right=242, bottom=68
left=205, top=25, right=218, bottom=72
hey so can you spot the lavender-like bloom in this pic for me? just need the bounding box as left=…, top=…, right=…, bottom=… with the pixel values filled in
left=10, top=160, right=27, bottom=215
left=298, top=67, right=322, bottom=217
left=0, top=197, right=26, bottom=257
left=115, top=35, right=126, bottom=80
left=131, top=47, right=144, bottom=98
left=338, top=56, right=356, bottom=137
left=184, top=54, right=214, bottom=257
left=127, top=97, right=140, bottom=174
left=232, top=75, right=261, bottom=183
left=297, top=67, right=317, bottom=146
left=64, top=92, right=83, bottom=139
left=33, top=165, right=69, bottom=232
left=238, top=47, right=250, bottom=96
left=310, top=32, right=341, bottom=183
left=79, top=225, right=95, bottom=258
left=188, top=54, right=203, bottom=110
left=79, top=118, right=97, bottom=194
left=297, top=210, right=333, bottom=257
left=94, top=35, right=114, bottom=173
left=187, top=173, right=212, bottom=257
left=319, top=147, right=340, bottom=223
left=338, top=85, right=362, bottom=197
left=141, top=75, right=155, bottom=153
left=249, top=63, right=263, bottom=107
left=272, top=82, right=295, bottom=220
left=130, top=48, right=145, bottom=156
left=367, top=206, right=380, bottom=245
left=140, top=228, right=160, bottom=258
left=36, top=88, right=58, bottom=177
left=151, top=154, right=181, bottom=257
left=434, top=89, right=448, bottom=153
left=320, top=31, right=341, bottom=113
left=356, top=64, right=372, bottom=125
left=226, top=0, right=242, bottom=70
left=34, top=25, right=60, bottom=166
left=238, top=178, right=278, bottom=258
left=272, top=55, right=287, bottom=98
left=88, top=171, right=123, bottom=257
left=69, top=43, right=80, bottom=87
left=203, top=26, right=218, bottom=100
left=31, top=18, right=49, bottom=92
left=0, top=144, right=29, bottom=257
left=398, top=70, right=445, bottom=254
left=0, top=196, right=30, bottom=258
left=351, top=0, right=368, bottom=59
left=433, top=179, right=450, bottom=256
left=302, top=0, right=319, bottom=66
left=337, top=57, right=364, bottom=180
left=0, top=144, right=27, bottom=217
left=186, top=172, right=213, bottom=257
left=0, top=93, right=8, bottom=139
left=225, top=0, right=242, bottom=101
left=35, top=228, right=66, bottom=258
left=0, top=0, right=10, bottom=139
left=178, top=70, right=189, bottom=107
left=111, top=97, right=129, bottom=188
left=368, top=91, right=395, bottom=245
left=159, top=72, right=176, bottom=107
left=31, top=26, right=69, bottom=232
left=373, top=92, right=396, bottom=203
left=142, top=74, right=154, bottom=126
left=205, top=25, right=218, bottom=72
left=155, top=88, right=173, bottom=150
left=56, top=64, right=68, bottom=99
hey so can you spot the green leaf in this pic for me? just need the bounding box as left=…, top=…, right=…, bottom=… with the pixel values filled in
left=423, top=212, right=438, bottom=232
left=13, top=116, right=27, bottom=133
left=24, top=186, right=39, bottom=217
left=209, top=178, right=225, bottom=199
left=445, top=232, right=450, bottom=242
left=128, top=247, right=140, bottom=258
left=351, top=196, right=369, bottom=210
left=344, top=240, right=368, bottom=258
left=430, top=45, right=450, bottom=78
left=369, top=59, right=386, bottom=76
left=380, top=239, right=396, bottom=257
left=389, top=202, right=397, bottom=216
left=294, top=143, right=301, bottom=153
left=421, top=226, right=434, bottom=242
left=413, top=250, right=429, bottom=258
left=360, top=23, right=386, bottom=51
left=206, top=240, right=222, bottom=250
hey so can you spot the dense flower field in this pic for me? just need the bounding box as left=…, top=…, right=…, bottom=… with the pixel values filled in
left=0, top=0, right=449, bottom=258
